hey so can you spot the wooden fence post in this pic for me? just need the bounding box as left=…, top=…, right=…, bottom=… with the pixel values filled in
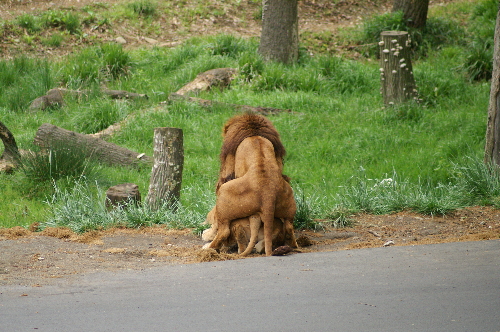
left=379, top=31, right=418, bottom=105
left=147, top=127, right=184, bottom=210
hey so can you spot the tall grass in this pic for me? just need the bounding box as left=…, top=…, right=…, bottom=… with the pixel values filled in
left=0, top=1, right=497, bottom=231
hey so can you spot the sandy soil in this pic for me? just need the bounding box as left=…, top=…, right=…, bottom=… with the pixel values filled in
left=1, top=206, right=499, bottom=286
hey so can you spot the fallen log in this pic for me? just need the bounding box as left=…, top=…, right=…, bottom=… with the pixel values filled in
left=168, top=93, right=292, bottom=116
left=175, top=68, right=237, bottom=96
left=33, top=123, right=150, bottom=167
left=29, top=88, right=148, bottom=111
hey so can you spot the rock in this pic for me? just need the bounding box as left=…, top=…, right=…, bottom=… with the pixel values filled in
left=115, top=36, right=127, bottom=44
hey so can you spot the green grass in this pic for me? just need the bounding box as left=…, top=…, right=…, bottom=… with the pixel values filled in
left=0, top=1, right=497, bottom=232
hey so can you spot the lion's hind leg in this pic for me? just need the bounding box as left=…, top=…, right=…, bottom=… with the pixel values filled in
left=239, top=215, right=261, bottom=257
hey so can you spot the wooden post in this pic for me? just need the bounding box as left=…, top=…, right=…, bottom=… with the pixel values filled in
left=379, top=31, right=418, bottom=105
left=147, top=127, right=184, bottom=210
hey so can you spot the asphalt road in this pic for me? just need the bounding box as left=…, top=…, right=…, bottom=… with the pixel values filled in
left=1, top=240, right=499, bottom=332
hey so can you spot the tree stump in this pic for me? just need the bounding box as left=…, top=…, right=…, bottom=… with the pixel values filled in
left=379, top=31, right=418, bottom=105
left=147, top=128, right=184, bottom=210
left=105, top=183, right=141, bottom=210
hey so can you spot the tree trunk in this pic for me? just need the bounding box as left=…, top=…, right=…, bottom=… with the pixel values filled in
left=484, top=7, right=500, bottom=165
left=258, top=0, right=299, bottom=64
left=33, top=123, right=150, bottom=167
left=379, top=31, right=418, bottom=105
left=0, top=121, right=20, bottom=165
left=392, top=0, right=429, bottom=29
left=147, top=128, right=184, bottom=211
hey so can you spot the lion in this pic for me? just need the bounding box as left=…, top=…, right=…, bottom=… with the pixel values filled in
left=207, top=132, right=297, bottom=256
left=216, top=112, right=287, bottom=193
left=202, top=209, right=286, bottom=254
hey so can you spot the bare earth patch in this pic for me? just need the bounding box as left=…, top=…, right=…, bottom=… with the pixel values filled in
left=1, top=206, right=499, bottom=286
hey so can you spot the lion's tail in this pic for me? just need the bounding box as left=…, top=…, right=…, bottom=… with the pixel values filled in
left=239, top=214, right=261, bottom=257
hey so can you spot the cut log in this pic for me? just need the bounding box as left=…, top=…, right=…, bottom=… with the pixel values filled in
left=29, top=88, right=148, bottom=111
left=147, top=127, right=184, bottom=211
left=105, top=183, right=141, bottom=210
left=175, top=68, right=237, bottom=96
left=0, top=121, right=20, bottom=173
left=103, top=89, right=148, bottom=100
left=379, top=31, right=418, bottom=105
left=169, top=93, right=292, bottom=116
left=33, top=123, right=150, bottom=167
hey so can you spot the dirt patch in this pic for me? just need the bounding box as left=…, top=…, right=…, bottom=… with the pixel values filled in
left=0, top=0, right=394, bottom=59
left=1, top=206, right=499, bottom=286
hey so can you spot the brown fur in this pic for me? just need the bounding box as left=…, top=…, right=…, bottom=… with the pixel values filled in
left=207, top=135, right=297, bottom=256
left=216, top=113, right=286, bottom=193
left=202, top=210, right=285, bottom=254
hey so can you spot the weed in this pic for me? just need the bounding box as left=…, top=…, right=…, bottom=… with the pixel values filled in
left=42, top=10, right=81, bottom=34
left=16, top=14, right=41, bottom=34
left=21, top=141, right=101, bottom=184
left=41, top=32, right=65, bottom=47
left=324, top=206, right=354, bottom=228
left=101, top=43, right=131, bottom=79
left=453, top=157, right=500, bottom=203
left=208, top=34, right=248, bottom=57
left=293, top=186, right=322, bottom=230
left=129, top=0, right=157, bottom=17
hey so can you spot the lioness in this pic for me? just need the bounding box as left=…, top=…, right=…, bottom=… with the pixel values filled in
left=202, top=209, right=286, bottom=254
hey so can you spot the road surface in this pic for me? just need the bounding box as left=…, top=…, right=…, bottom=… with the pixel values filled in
left=1, top=240, right=499, bottom=331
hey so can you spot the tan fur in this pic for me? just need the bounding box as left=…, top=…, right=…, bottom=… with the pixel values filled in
left=203, top=211, right=285, bottom=254
left=216, top=113, right=286, bottom=193
left=207, top=135, right=297, bottom=256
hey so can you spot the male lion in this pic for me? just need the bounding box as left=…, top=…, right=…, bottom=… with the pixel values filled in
left=207, top=115, right=297, bottom=256
left=216, top=113, right=286, bottom=193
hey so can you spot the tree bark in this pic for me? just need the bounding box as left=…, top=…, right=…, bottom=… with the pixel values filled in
left=33, top=123, right=150, bottom=167
left=379, top=31, right=418, bottom=105
left=484, top=7, right=500, bottom=165
left=258, top=0, right=299, bottom=64
left=147, top=128, right=184, bottom=211
left=392, top=0, right=429, bottom=29
left=0, top=121, right=20, bottom=165
left=175, top=68, right=237, bottom=96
